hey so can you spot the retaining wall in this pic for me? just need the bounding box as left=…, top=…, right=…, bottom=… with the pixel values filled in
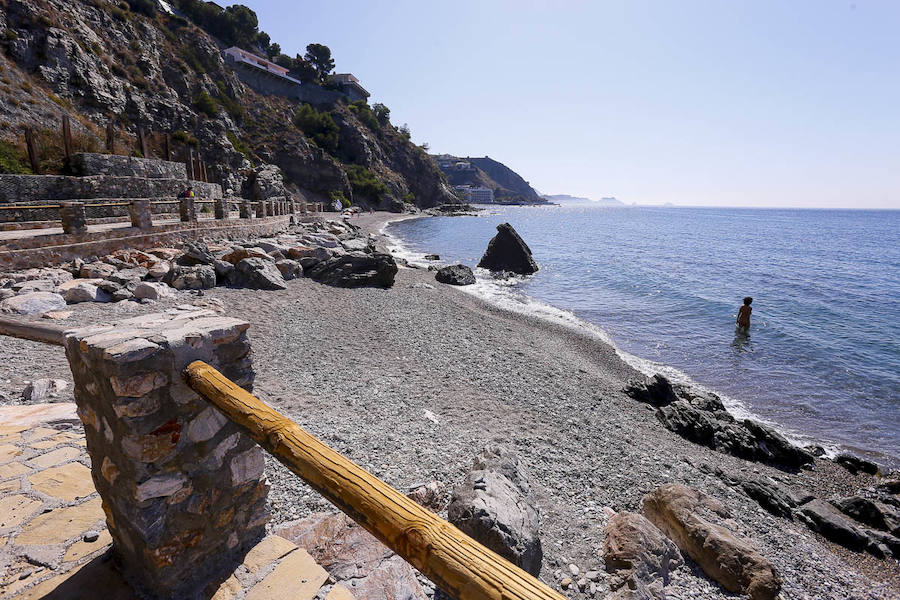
left=67, top=153, right=188, bottom=179
left=0, top=175, right=221, bottom=203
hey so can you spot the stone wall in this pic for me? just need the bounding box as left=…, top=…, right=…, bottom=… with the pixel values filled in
left=63, top=309, right=269, bottom=598
left=0, top=200, right=189, bottom=224
left=0, top=175, right=221, bottom=203
left=67, top=153, right=188, bottom=179
left=228, top=61, right=345, bottom=107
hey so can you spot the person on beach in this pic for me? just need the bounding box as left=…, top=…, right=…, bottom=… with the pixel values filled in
left=736, top=296, right=752, bottom=330
left=179, top=186, right=194, bottom=199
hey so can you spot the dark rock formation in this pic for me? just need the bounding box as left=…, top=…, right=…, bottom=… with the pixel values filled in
left=603, top=511, right=682, bottom=599
left=446, top=445, right=543, bottom=577
left=798, top=500, right=870, bottom=551
left=642, top=484, right=781, bottom=600
left=435, top=264, right=476, bottom=286
left=228, top=258, right=287, bottom=290
left=177, top=241, right=216, bottom=266
left=623, top=375, right=679, bottom=406
left=834, top=453, right=880, bottom=475
left=275, top=259, right=303, bottom=281
left=165, top=265, right=216, bottom=290
left=307, top=252, right=398, bottom=288
left=831, top=496, right=900, bottom=535
left=477, top=223, right=538, bottom=275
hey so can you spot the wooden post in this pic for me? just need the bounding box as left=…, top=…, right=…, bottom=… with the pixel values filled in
left=188, top=148, right=195, bottom=179
left=24, top=127, right=40, bottom=174
left=106, top=121, right=115, bottom=154
left=164, top=133, right=171, bottom=162
left=138, top=127, right=149, bottom=158
left=185, top=362, right=566, bottom=600
left=61, top=115, right=73, bottom=159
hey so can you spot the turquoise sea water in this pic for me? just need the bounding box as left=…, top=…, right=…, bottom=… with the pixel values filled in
left=386, top=205, right=900, bottom=467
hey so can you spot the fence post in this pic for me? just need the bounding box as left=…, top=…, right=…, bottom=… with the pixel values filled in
left=214, top=198, right=229, bottom=220
left=59, top=201, right=87, bottom=234
left=62, top=115, right=73, bottom=159
left=106, top=121, right=116, bottom=154
left=255, top=200, right=266, bottom=218
left=62, top=311, right=269, bottom=598
left=24, top=127, right=40, bottom=174
left=179, top=196, right=196, bottom=222
left=164, top=133, right=171, bottom=162
left=240, top=200, right=252, bottom=219
left=138, top=127, right=149, bottom=159
left=188, top=148, right=195, bottom=179
left=129, top=199, right=152, bottom=230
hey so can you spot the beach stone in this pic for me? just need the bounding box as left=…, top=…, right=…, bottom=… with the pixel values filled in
left=1, top=291, right=67, bottom=315
left=623, top=374, right=679, bottom=407
left=222, top=247, right=272, bottom=264
left=831, top=495, right=900, bottom=534
left=228, top=258, right=288, bottom=290
left=735, top=476, right=808, bottom=519
left=477, top=222, right=539, bottom=274
left=603, top=511, right=682, bottom=597
left=277, top=511, right=427, bottom=600
left=22, top=379, right=69, bottom=403
left=288, top=246, right=333, bottom=261
left=447, top=445, right=543, bottom=576
left=166, top=264, right=216, bottom=290
left=63, top=282, right=112, bottom=304
left=275, top=259, right=303, bottom=281
left=80, top=262, right=117, bottom=279
left=14, top=279, right=57, bottom=293
left=178, top=241, right=216, bottom=266
left=307, top=252, right=398, bottom=288
left=133, top=281, right=174, bottom=300
left=341, top=237, right=374, bottom=253
left=642, top=483, right=781, bottom=600
left=214, top=259, right=234, bottom=283
left=834, top=453, right=879, bottom=475
left=106, top=267, right=148, bottom=285
left=147, top=261, right=171, bottom=279
left=435, top=264, right=476, bottom=286
left=407, top=480, right=447, bottom=511
left=798, top=499, right=870, bottom=551
left=254, top=240, right=291, bottom=255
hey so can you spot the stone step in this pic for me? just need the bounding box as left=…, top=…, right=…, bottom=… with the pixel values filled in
left=0, top=175, right=221, bottom=203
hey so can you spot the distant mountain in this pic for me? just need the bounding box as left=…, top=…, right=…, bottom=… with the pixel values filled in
left=542, top=194, right=625, bottom=206
left=432, top=154, right=549, bottom=204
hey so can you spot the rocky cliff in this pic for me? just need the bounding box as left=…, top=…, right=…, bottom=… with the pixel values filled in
left=0, top=0, right=457, bottom=210
left=435, top=154, right=545, bottom=203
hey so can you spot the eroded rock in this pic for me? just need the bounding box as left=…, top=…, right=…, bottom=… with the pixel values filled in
left=307, top=252, right=398, bottom=288
left=435, top=264, right=476, bottom=286
left=477, top=222, right=538, bottom=275
left=603, top=511, right=682, bottom=599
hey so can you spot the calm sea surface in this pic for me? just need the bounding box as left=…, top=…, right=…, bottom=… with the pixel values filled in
left=386, top=205, right=900, bottom=466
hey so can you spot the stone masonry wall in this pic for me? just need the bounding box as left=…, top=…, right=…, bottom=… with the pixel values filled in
left=63, top=309, right=269, bottom=598
left=0, top=175, right=221, bottom=203
left=68, top=153, right=188, bottom=179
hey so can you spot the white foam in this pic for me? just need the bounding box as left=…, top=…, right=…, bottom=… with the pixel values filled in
left=382, top=217, right=833, bottom=455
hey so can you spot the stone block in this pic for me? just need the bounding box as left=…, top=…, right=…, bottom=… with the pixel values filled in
left=179, top=197, right=196, bottom=222
left=215, top=198, right=230, bottom=220
left=129, top=199, right=153, bottom=230
left=240, top=200, right=253, bottom=219
left=62, top=311, right=268, bottom=598
left=60, top=202, right=88, bottom=235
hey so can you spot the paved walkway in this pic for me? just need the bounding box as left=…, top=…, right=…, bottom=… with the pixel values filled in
left=0, top=404, right=353, bottom=600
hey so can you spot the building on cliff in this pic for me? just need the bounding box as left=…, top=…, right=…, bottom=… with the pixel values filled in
left=222, top=48, right=370, bottom=106
left=454, top=185, right=494, bottom=204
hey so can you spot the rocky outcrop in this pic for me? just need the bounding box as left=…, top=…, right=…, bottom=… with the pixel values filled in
left=798, top=500, right=870, bottom=551
left=435, top=264, right=475, bottom=286
left=642, top=484, right=781, bottom=600
left=165, top=264, right=216, bottom=290
left=624, top=375, right=814, bottom=469
left=307, top=252, right=398, bottom=288
left=277, top=512, right=427, bottom=600
left=446, top=445, right=543, bottom=576
left=226, top=258, right=287, bottom=290
left=0, top=291, right=66, bottom=314
left=477, top=223, right=539, bottom=275
left=602, top=512, right=682, bottom=600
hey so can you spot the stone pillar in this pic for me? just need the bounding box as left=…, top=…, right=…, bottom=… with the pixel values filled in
left=179, top=197, right=196, bottom=222
left=289, top=198, right=296, bottom=214
left=214, top=198, right=229, bottom=220
left=59, top=201, right=87, bottom=235
left=255, top=200, right=266, bottom=218
left=268, top=199, right=276, bottom=217
left=63, top=310, right=269, bottom=598
left=129, top=199, right=152, bottom=230
left=240, top=200, right=252, bottom=219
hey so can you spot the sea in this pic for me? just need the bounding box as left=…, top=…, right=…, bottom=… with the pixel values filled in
left=385, top=204, right=900, bottom=468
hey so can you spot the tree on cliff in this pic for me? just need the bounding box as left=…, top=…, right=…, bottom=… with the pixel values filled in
left=305, top=43, right=335, bottom=80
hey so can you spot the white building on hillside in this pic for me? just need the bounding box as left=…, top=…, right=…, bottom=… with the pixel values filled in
left=454, top=185, right=494, bottom=204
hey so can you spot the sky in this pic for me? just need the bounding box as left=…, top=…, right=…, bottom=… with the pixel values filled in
left=241, top=1, right=899, bottom=208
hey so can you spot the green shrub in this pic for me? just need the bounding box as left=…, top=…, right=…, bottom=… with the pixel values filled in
left=403, top=192, right=415, bottom=204
left=372, top=103, right=390, bottom=125
left=193, top=91, right=218, bottom=117
left=36, top=15, right=54, bottom=27
left=293, top=104, right=339, bottom=153
left=0, top=140, right=32, bottom=174
left=4, top=29, right=18, bottom=41
left=348, top=100, right=379, bottom=131
left=328, top=189, right=349, bottom=208
left=397, top=123, right=411, bottom=140
left=216, top=81, right=245, bottom=122
left=172, top=129, right=198, bottom=146
left=344, top=165, right=387, bottom=202
left=226, top=131, right=251, bottom=160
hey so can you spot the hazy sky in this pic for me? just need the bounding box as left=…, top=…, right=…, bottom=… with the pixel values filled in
left=242, top=1, right=899, bottom=208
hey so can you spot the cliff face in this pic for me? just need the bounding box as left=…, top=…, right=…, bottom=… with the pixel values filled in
left=0, top=0, right=457, bottom=210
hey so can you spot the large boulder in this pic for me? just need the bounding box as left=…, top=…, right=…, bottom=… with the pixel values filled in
left=79, top=261, right=117, bottom=279
left=603, top=512, right=683, bottom=599
left=277, top=512, right=427, bottom=600
left=177, top=241, right=216, bottom=266
left=22, top=378, right=69, bottom=403
left=275, top=259, right=303, bottom=281
left=831, top=496, right=900, bottom=535
left=623, top=375, right=679, bottom=407
left=228, top=258, right=288, bottom=290
left=435, top=264, right=476, bottom=286
left=642, top=484, right=781, bottom=600
left=477, top=223, right=538, bottom=275
left=133, top=282, right=175, bottom=301
left=63, top=282, right=112, bottom=304
left=308, top=252, right=398, bottom=288
left=446, top=445, right=543, bottom=576
left=165, top=265, right=216, bottom=290
left=798, top=499, right=870, bottom=551
left=221, top=247, right=273, bottom=265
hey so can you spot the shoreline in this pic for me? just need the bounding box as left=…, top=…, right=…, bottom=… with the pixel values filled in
left=1, top=211, right=897, bottom=597
left=379, top=209, right=899, bottom=470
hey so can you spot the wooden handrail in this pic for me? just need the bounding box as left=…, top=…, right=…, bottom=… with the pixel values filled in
left=184, top=361, right=565, bottom=600
left=0, top=316, right=66, bottom=346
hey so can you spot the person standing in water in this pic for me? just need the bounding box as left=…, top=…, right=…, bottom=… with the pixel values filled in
left=736, top=296, right=753, bottom=330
